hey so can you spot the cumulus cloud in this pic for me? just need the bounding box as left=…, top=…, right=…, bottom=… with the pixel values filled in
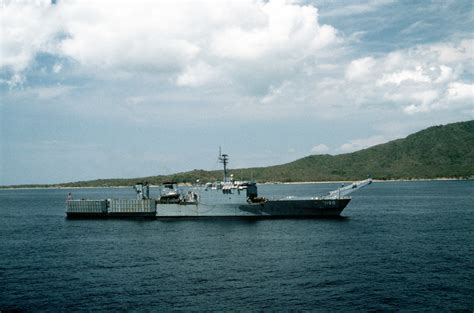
left=176, top=62, right=220, bottom=87
left=403, top=90, right=439, bottom=114
left=338, top=39, right=474, bottom=115
left=210, top=4, right=337, bottom=60
left=339, top=136, right=387, bottom=153
left=1, top=0, right=472, bottom=123
left=377, top=66, right=431, bottom=85
left=429, top=40, right=473, bottom=63
left=434, top=65, right=454, bottom=83
left=311, top=144, right=330, bottom=154
left=446, top=82, right=474, bottom=101
left=1, top=0, right=339, bottom=94
left=0, top=1, right=59, bottom=72
left=345, top=57, right=375, bottom=81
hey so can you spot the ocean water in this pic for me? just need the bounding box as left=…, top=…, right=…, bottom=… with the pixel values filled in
left=1, top=181, right=473, bottom=311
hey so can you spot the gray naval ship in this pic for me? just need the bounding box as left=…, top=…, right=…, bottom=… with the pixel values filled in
left=66, top=151, right=371, bottom=218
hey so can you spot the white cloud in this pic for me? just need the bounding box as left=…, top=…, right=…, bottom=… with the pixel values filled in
left=1, top=0, right=340, bottom=95
left=345, top=57, right=376, bottom=81
left=446, top=82, right=474, bottom=101
left=210, top=2, right=336, bottom=60
left=52, top=63, right=63, bottom=74
left=434, top=65, right=454, bottom=83
left=429, top=39, right=473, bottom=63
left=176, top=62, right=220, bottom=87
left=338, top=39, right=473, bottom=115
left=403, top=90, right=439, bottom=114
left=57, top=1, right=201, bottom=73
left=377, top=66, right=431, bottom=85
left=0, top=1, right=59, bottom=73
left=339, top=136, right=387, bottom=153
left=311, top=144, right=330, bottom=154
left=1, top=1, right=472, bottom=124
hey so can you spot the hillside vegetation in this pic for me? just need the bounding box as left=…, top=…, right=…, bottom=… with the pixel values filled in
left=4, top=120, right=474, bottom=188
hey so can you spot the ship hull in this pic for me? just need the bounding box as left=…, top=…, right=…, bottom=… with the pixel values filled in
left=66, top=211, right=157, bottom=219
left=66, top=187, right=353, bottom=219
left=156, top=198, right=350, bottom=218
left=66, top=212, right=108, bottom=219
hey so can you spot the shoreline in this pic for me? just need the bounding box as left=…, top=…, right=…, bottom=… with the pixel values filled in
left=270, top=177, right=472, bottom=185
left=1, top=177, right=472, bottom=190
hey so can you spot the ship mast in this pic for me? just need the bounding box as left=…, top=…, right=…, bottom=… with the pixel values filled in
left=218, top=147, right=229, bottom=183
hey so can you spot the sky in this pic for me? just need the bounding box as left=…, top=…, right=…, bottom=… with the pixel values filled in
left=1, top=0, right=473, bottom=185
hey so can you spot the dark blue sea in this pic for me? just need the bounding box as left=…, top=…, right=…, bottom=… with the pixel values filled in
left=1, top=181, right=473, bottom=311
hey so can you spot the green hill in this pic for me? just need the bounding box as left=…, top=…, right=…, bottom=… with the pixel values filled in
left=4, top=120, right=474, bottom=188
left=239, top=119, right=473, bottom=182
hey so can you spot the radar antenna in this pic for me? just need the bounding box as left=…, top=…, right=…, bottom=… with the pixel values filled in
left=218, top=147, right=229, bottom=183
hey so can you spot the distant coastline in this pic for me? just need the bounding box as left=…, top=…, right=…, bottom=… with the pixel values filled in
left=1, top=177, right=472, bottom=190
left=2, top=120, right=472, bottom=190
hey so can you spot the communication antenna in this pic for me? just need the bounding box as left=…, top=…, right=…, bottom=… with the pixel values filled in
left=218, top=147, right=229, bottom=183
